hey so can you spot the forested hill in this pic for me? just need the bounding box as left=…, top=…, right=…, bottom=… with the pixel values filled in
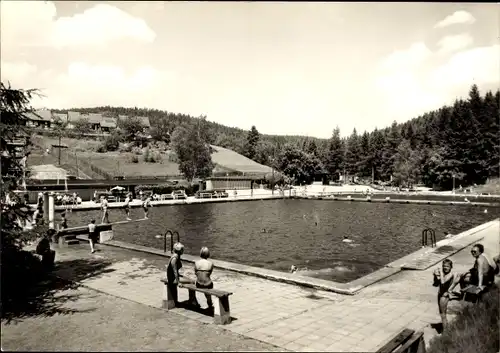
left=53, top=84, right=499, bottom=190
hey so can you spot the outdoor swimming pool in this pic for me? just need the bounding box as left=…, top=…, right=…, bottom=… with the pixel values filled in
left=64, top=199, right=496, bottom=282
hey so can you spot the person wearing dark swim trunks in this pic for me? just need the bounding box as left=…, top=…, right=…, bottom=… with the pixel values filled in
left=433, top=259, right=459, bottom=331
left=195, top=247, right=214, bottom=309
left=142, top=195, right=152, bottom=219
left=123, top=193, right=132, bottom=220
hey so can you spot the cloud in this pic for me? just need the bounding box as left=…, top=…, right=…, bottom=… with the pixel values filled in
left=375, top=42, right=500, bottom=119
left=0, top=59, right=191, bottom=111
left=434, top=10, right=476, bottom=28
left=437, top=33, right=474, bottom=54
left=379, top=42, right=432, bottom=71
left=0, top=1, right=156, bottom=49
left=431, top=45, right=500, bottom=88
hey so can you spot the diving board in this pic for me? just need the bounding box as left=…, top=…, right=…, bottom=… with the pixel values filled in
left=56, top=218, right=148, bottom=246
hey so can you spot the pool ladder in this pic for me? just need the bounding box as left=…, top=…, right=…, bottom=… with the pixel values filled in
left=162, top=229, right=180, bottom=253
left=422, top=228, right=436, bottom=248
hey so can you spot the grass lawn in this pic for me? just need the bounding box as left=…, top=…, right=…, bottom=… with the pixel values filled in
left=1, top=282, right=283, bottom=351
left=427, top=285, right=499, bottom=353
left=32, top=136, right=273, bottom=178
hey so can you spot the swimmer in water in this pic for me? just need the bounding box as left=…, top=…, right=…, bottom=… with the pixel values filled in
left=484, top=209, right=488, bottom=214
left=342, top=235, right=353, bottom=243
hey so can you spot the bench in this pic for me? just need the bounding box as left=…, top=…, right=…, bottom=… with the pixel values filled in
left=377, top=328, right=425, bottom=353
left=160, top=278, right=233, bottom=325
left=461, top=285, right=488, bottom=303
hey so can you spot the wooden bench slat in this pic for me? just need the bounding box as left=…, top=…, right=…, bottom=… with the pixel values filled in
left=160, top=279, right=233, bottom=297
left=377, top=329, right=415, bottom=353
left=394, top=331, right=425, bottom=353
left=180, top=283, right=233, bottom=298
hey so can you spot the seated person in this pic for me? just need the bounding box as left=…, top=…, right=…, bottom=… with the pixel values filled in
left=195, top=247, right=214, bottom=309
left=432, top=259, right=460, bottom=331
left=449, top=243, right=496, bottom=294
left=35, top=229, right=56, bottom=269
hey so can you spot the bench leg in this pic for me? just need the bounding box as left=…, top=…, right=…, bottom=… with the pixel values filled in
left=214, top=296, right=231, bottom=325
left=188, top=289, right=199, bottom=306
left=162, top=284, right=177, bottom=310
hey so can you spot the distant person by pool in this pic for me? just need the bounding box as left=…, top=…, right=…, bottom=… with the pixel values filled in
left=342, top=235, right=353, bottom=243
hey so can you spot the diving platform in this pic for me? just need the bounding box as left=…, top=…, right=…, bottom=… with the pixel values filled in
left=56, top=218, right=148, bottom=247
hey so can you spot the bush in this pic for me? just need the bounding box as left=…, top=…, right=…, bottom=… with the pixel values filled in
left=427, top=285, right=499, bottom=353
left=119, top=143, right=133, bottom=153
left=143, top=148, right=161, bottom=163
left=130, top=155, right=139, bottom=163
left=103, top=134, right=120, bottom=152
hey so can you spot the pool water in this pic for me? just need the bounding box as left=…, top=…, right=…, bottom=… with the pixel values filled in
left=63, top=199, right=496, bottom=282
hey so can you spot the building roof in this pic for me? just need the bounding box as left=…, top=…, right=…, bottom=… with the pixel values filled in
left=136, top=116, right=151, bottom=127
left=83, top=113, right=104, bottom=124
left=29, top=164, right=67, bottom=180
left=25, top=109, right=52, bottom=122
left=100, top=117, right=117, bottom=128
left=52, top=112, right=67, bottom=122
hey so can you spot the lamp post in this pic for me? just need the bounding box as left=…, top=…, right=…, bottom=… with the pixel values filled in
left=269, top=156, right=275, bottom=196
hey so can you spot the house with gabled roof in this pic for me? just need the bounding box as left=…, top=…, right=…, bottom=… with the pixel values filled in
left=100, top=117, right=117, bottom=132
left=136, top=116, right=151, bottom=129
left=24, top=109, right=52, bottom=129
left=66, top=111, right=82, bottom=129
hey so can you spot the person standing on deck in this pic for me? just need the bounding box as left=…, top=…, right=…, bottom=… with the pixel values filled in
left=432, top=259, right=460, bottom=331
left=101, top=195, right=109, bottom=224
left=166, top=243, right=195, bottom=306
left=88, top=219, right=98, bottom=254
left=123, top=193, right=132, bottom=220
left=142, top=195, right=152, bottom=219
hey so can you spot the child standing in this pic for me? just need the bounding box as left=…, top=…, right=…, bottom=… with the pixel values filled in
left=432, top=259, right=460, bottom=331
left=123, top=193, right=132, bottom=220
left=88, top=219, right=98, bottom=254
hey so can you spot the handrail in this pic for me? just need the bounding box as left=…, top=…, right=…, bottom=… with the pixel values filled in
left=163, top=229, right=181, bottom=253
left=422, top=227, right=436, bottom=248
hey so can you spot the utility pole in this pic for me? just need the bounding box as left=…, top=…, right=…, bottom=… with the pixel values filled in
left=75, top=152, right=79, bottom=178
left=58, top=134, right=62, bottom=165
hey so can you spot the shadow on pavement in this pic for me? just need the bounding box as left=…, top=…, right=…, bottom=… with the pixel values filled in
left=1, top=257, right=114, bottom=324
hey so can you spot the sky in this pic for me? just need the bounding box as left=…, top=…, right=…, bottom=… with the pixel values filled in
left=1, top=1, right=499, bottom=138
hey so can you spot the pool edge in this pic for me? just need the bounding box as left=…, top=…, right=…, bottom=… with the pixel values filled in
left=90, top=218, right=499, bottom=296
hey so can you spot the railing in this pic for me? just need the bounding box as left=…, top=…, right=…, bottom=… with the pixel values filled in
left=158, top=229, right=180, bottom=253
left=422, top=228, right=436, bottom=248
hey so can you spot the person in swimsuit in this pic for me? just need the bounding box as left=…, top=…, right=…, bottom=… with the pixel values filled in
left=101, top=196, right=109, bottom=224
left=123, top=193, right=132, bottom=220
left=166, top=243, right=195, bottom=306
left=448, top=243, right=496, bottom=294
left=433, top=259, right=459, bottom=331
left=195, top=247, right=214, bottom=309
left=88, top=219, right=98, bottom=253
left=142, top=195, right=152, bottom=219
left=60, top=212, right=68, bottom=229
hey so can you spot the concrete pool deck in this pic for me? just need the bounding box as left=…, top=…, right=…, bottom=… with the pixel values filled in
left=70, top=219, right=499, bottom=296
left=43, top=219, right=499, bottom=352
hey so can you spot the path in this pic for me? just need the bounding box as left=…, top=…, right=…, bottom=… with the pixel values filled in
left=39, top=220, right=499, bottom=352
left=1, top=282, right=282, bottom=352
